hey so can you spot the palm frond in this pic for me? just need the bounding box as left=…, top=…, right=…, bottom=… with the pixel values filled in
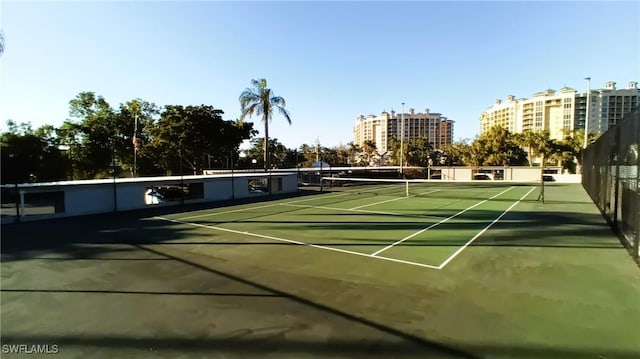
left=276, top=106, right=291, bottom=125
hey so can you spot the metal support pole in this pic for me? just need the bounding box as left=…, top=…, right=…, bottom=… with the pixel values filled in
left=583, top=77, right=591, bottom=149
left=112, top=143, right=118, bottom=212
left=17, top=188, right=24, bottom=222
left=320, top=155, right=324, bottom=192
left=231, top=150, right=235, bottom=200
left=179, top=144, right=184, bottom=205
left=133, top=113, right=138, bottom=177
left=400, top=102, right=405, bottom=177
left=296, top=150, right=300, bottom=191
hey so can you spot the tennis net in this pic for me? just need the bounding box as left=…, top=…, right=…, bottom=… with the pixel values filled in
left=319, top=176, right=539, bottom=201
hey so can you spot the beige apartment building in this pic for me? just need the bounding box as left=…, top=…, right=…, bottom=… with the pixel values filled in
left=353, top=108, right=454, bottom=154
left=480, top=81, right=639, bottom=140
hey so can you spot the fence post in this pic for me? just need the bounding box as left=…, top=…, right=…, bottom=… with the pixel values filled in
left=14, top=183, right=21, bottom=223
left=613, top=126, right=620, bottom=226
left=635, top=118, right=640, bottom=259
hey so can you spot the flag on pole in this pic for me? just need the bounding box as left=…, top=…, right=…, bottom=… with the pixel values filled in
left=132, top=135, right=139, bottom=150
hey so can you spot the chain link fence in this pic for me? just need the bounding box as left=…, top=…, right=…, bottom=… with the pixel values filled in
left=582, top=109, right=639, bottom=263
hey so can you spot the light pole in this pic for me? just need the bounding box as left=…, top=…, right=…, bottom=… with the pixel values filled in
left=400, top=102, right=405, bottom=177
left=583, top=77, right=591, bottom=149
left=133, top=112, right=138, bottom=177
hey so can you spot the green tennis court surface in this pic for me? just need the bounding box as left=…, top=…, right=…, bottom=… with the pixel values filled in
left=2, top=183, right=639, bottom=358
left=157, top=183, right=536, bottom=269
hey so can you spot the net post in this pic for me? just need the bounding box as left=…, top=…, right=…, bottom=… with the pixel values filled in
left=537, top=158, right=545, bottom=204
left=406, top=180, right=409, bottom=197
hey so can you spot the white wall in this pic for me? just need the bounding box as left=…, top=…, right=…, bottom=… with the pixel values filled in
left=441, top=167, right=472, bottom=180
left=3, top=173, right=298, bottom=223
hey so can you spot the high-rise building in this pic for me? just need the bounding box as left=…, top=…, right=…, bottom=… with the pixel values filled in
left=585, top=81, right=639, bottom=134
left=480, top=81, right=639, bottom=140
left=353, top=108, right=454, bottom=154
left=479, top=95, right=519, bottom=135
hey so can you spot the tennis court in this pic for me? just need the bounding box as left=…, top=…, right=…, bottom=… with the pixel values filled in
left=155, top=180, right=538, bottom=270
left=1, top=181, right=639, bottom=358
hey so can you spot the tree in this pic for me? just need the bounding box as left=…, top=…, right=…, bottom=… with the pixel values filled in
left=297, top=143, right=317, bottom=167
left=145, top=105, right=255, bottom=175
left=319, top=146, right=340, bottom=166
left=346, top=142, right=364, bottom=166
left=334, top=144, right=351, bottom=166
left=514, top=130, right=552, bottom=167
left=66, top=92, right=118, bottom=178
left=1, top=122, right=67, bottom=184
left=239, top=78, right=291, bottom=170
left=562, top=129, right=598, bottom=173
left=362, top=140, right=377, bottom=165
left=243, top=137, right=291, bottom=169
left=0, top=30, right=5, bottom=56
left=55, top=121, right=83, bottom=179
left=405, top=137, right=434, bottom=167
left=480, top=126, right=526, bottom=166
left=387, top=136, right=400, bottom=166
left=116, top=99, right=160, bottom=176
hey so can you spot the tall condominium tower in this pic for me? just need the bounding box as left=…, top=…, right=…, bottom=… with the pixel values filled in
left=353, top=107, right=454, bottom=154
left=480, top=81, right=639, bottom=140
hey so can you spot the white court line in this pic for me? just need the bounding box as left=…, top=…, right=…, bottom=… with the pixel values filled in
left=282, top=203, right=401, bottom=216
left=286, top=191, right=353, bottom=204
left=350, top=196, right=407, bottom=210
left=178, top=184, right=408, bottom=220
left=437, top=187, right=536, bottom=269
left=418, top=189, right=442, bottom=196
left=179, top=203, right=281, bottom=220
left=180, top=190, right=363, bottom=220
left=289, top=183, right=398, bottom=204
left=153, top=216, right=441, bottom=269
left=350, top=189, right=441, bottom=210
left=280, top=202, right=445, bottom=219
left=370, top=187, right=515, bottom=256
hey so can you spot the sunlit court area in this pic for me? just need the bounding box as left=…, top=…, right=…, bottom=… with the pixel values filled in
left=2, top=178, right=639, bottom=358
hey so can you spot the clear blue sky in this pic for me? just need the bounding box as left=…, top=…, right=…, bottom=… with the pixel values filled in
left=1, top=1, right=638, bottom=149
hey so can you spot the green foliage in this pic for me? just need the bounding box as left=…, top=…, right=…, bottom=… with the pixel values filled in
left=297, top=143, right=318, bottom=167
left=479, top=126, right=527, bottom=166
left=361, top=140, right=377, bottom=165
left=0, top=30, right=4, bottom=56
left=241, top=137, right=292, bottom=169
left=442, top=127, right=527, bottom=167
left=145, top=105, right=255, bottom=174
left=1, top=122, right=68, bottom=184
left=65, top=92, right=118, bottom=178
left=405, top=137, right=435, bottom=167
left=346, top=142, right=365, bottom=166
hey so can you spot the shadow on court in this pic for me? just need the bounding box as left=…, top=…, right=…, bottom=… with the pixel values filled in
left=1, top=184, right=638, bottom=358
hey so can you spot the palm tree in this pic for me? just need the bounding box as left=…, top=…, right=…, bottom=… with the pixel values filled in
left=0, top=30, right=5, bottom=56
left=362, top=140, right=377, bottom=165
left=514, top=131, right=539, bottom=167
left=346, top=142, right=362, bottom=165
left=239, top=79, right=291, bottom=171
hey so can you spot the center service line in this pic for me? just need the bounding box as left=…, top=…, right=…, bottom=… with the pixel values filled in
left=370, top=187, right=514, bottom=257
left=437, top=187, right=536, bottom=269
